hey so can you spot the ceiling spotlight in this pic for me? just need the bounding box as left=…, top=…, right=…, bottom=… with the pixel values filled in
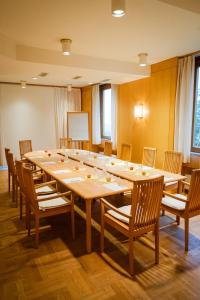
left=32, top=77, right=38, bottom=80
left=67, top=84, right=72, bottom=92
left=112, top=0, right=125, bottom=17
left=21, top=81, right=26, bottom=89
left=138, top=53, right=148, bottom=67
left=60, top=38, right=72, bottom=55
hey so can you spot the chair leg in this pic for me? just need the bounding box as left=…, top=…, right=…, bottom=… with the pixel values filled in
left=19, top=193, right=23, bottom=220
left=176, top=215, right=180, bottom=225
left=129, top=237, right=134, bottom=276
left=35, top=216, right=40, bottom=248
left=161, top=209, right=165, bottom=216
left=27, top=206, right=31, bottom=236
left=12, top=175, right=15, bottom=202
left=100, top=204, right=105, bottom=253
left=185, top=218, right=189, bottom=252
left=155, top=224, right=159, bottom=264
left=71, top=209, right=75, bottom=240
left=8, top=171, right=11, bottom=193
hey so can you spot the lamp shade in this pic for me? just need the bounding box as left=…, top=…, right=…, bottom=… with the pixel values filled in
left=61, top=39, right=72, bottom=55
left=112, top=0, right=125, bottom=17
left=138, top=53, right=148, bottom=67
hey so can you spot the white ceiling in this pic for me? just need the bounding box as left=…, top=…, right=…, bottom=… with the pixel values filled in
left=0, top=0, right=200, bottom=86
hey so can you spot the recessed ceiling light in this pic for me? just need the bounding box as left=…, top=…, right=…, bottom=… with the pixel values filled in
left=138, top=53, right=148, bottom=67
left=60, top=38, right=72, bottom=55
left=72, top=75, right=82, bottom=80
left=32, top=77, right=38, bottom=80
left=20, top=81, right=26, bottom=88
left=112, top=0, right=125, bottom=17
left=38, top=72, right=48, bottom=77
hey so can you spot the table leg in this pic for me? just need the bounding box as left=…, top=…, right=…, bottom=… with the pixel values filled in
left=86, top=199, right=92, bottom=253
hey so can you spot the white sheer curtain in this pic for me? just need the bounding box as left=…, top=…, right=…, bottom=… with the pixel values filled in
left=0, top=86, right=4, bottom=165
left=92, top=84, right=101, bottom=144
left=174, top=55, right=195, bottom=162
left=111, top=84, right=118, bottom=150
left=54, top=88, right=81, bottom=147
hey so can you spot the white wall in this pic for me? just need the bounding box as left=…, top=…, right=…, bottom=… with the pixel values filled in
left=0, top=84, right=56, bottom=164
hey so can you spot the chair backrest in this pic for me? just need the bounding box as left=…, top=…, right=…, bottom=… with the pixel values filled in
left=60, top=137, right=72, bottom=149
left=15, top=160, right=25, bottom=193
left=22, top=166, right=38, bottom=211
left=119, top=143, right=132, bottom=161
left=19, top=140, right=32, bottom=159
left=5, top=148, right=10, bottom=169
left=187, top=169, right=200, bottom=214
left=104, top=141, right=112, bottom=156
left=7, top=152, right=16, bottom=175
left=130, top=176, right=164, bottom=230
left=163, top=150, right=183, bottom=174
left=142, top=147, right=157, bottom=168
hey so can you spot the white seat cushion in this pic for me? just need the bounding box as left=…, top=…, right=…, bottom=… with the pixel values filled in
left=165, top=181, right=178, bottom=187
left=162, top=194, right=187, bottom=210
left=36, top=185, right=54, bottom=193
left=39, top=197, right=70, bottom=211
left=36, top=185, right=56, bottom=200
left=107, top=205, right=131, bottom=224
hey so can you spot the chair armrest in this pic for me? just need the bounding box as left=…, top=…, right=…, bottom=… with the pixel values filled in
left=32, top=169, right=43, bottom=174
left=163, top=191, right=188, bottom=203
left=37, top=190, right=71, bottom=202
left=100, top=198, right=132, bottom=219
left=182, top=180, right=190, bottom=187
left=35, top=180, right=57, bottom=188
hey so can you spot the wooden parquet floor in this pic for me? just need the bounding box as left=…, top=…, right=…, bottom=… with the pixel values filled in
left=1, top=170, right=200, bottom=299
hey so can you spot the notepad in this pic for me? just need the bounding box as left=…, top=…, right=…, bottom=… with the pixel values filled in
left=53, top=169, right=71, bottom=174
left=41, top=161, right=56, bottom=165
left=104, top=183, right=127, bottom=191
left=29, top=156, right=43, bottom=159
left=62, top=177, right=84, bottom=183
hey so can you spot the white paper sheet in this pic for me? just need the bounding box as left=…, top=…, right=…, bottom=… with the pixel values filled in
left=41, top=161, right=56, bottom=165
left=53, top=169, right=71, bottom=174
left=103, top=183, right=127, bottom=191
left=62, top=177, right=84, bottom=183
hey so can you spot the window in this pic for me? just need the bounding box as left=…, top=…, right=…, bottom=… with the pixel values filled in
left=100, top=84, right=112, bottom=139
left=192, top=57, right=200, bottom=152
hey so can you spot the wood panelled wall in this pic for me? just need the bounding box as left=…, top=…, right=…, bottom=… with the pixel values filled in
left=81, top=58, right=178, bottom=168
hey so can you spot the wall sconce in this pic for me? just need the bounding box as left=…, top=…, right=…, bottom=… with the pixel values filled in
left=134, top=104, right=144, bottom=119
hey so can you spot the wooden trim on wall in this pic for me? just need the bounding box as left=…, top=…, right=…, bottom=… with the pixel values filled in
left=0, top=81, right=81, bottom=89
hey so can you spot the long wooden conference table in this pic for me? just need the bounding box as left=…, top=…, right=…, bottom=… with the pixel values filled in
left=25, top=149, right=186, bottom=253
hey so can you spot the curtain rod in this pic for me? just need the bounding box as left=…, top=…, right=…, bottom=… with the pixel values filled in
left=178, top=50, right=200, bottom=58
left=0, top=81, right=81, bottom=89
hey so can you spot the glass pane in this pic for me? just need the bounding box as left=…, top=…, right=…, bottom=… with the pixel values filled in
left=193, top=67, right=200, bottom=148
left=102, top=89, right=111, bottom=138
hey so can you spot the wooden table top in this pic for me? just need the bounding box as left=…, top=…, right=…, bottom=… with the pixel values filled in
left=25, top=150, right=133, bottom=200
left=67, top=150, right=186, bottom=183
left=25, top=149, right=186, bottom=199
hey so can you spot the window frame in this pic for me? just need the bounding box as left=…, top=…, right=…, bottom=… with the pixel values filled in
left=100, top=83, right=112, bottom=140
left=191, top=56, right=200, bottom=153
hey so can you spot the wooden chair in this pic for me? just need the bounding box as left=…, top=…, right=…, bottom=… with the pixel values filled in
left=22, top=166, right=75, bottom=248
left=163, top=150, right=183, bottom=191
left=59, top=137, right=72, bottom=149
left=161, top=169, right=200, bottom=252
left=104, top=141, right=112, bottom=156
left=142, top=147, right=157, bottom=168
left=7, top=152, right=18, bottom=203
left=5, top=148, right=11, bottom=192
left=19, top=140, right=32, bottom=159
left=118, top=143, right=132, bottom=161
left=100, top=176, right=164, bottom=275
left=16, top=160, right=57, bottom=221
